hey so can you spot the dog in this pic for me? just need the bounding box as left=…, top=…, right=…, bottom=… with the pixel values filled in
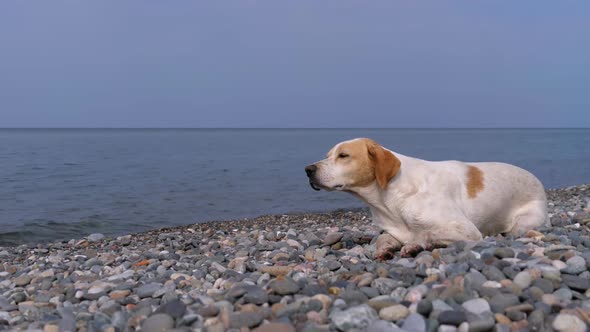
left=305, top=138, right=548, bottom=259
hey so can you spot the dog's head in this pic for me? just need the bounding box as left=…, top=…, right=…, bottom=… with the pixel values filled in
left=305, top=138, right=401, bottom=192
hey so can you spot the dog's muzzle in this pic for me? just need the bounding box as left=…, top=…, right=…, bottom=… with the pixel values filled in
left=305, top=164, right=321, bottom=191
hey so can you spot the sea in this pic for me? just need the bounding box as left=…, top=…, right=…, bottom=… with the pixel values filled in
left=1, top=128, right=589, bottom=246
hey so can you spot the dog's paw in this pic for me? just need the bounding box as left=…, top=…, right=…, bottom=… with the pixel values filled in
left=374, top=233, right=402, bottom=261
left=374, top=247, right=397, bottom=261
left=423, top=242, right=448, bottom=251
left=400, top=243, right=424, bottom=258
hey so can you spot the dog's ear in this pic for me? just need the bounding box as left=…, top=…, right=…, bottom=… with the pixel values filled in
left=367, top=140, right=401, bottom=189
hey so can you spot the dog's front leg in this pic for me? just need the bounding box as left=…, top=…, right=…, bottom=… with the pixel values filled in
left=423, top=218, right=483, bottom=251
left=374, top=233, right=402, bottom=261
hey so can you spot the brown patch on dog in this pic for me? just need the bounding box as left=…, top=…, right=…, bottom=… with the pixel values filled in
left=466, top=165, right=484, bottom=199
left=366, top=139, right=401, bottom=189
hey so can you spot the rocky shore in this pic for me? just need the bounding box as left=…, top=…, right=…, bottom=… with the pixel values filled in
left=1, top=184, right=590, bottom=332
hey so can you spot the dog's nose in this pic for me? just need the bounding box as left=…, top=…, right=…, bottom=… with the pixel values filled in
left=305, top=165, right=317, bottom=177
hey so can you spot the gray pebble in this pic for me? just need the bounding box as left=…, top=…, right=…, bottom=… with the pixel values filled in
left=330, top=304, right=379, bottom=331
left=461, top=298, right=491, bottom=315
left=438, top=310, right=467, bottom=326
left=229, top=312, right=264, bottom=329
left=489, top=294, right=519, bottom=313
left=136, top=282, right=164, bottom=298
left=88, top=233, right=105, bottom=242
left=402, top=313, right=427, bottom=332
left=141, top=313, right=174, bottom=332
left=269, top=277, right=300, bottom=295
left=324, top=232, right=343, bottom=246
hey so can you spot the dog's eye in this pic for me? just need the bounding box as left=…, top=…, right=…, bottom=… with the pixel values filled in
left=338, top=153, right=349, bottom=159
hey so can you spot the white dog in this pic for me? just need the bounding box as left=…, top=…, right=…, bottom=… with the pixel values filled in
left=305, top=138, right=548, bottom=259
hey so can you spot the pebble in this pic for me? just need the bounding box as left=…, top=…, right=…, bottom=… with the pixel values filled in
left=269, top=276, right=300, bottom=295
left=461, top=298, right=491, bottom=315
left=13, top=275, right=31, bottom=287
left=564, top=255, right=587, bottom=274
left=402, top=313, right=427, bottom=332
left=154, top=299, right=186, bottom=319
left=330, top=304, right=378, bottom=331
left=438, top=311, right=467, bottom=326
left=512, top=271, right=532, bottom=289
left=468, top=314, right=495, bottom=332
left=438, top=324, right=458, bottom=332
left=253, top=323, right=296, bottom=332
left=489, top=294, right=520, bottom=313
left=366, top=320, right=402, bottom=332
left=379, top=305, right=409, bottom=321
left=417, top=299, right=433, bottom=316
left=229, top=312, right=264, bottom=329
left=141, top=313, right=174, bottom=332
left=552, top=313, right=586, bottom=332
left=87, top=233, right=105, bottom=242
left=136, top=283, right=163, bottom=298
left=561, top=274, right=590, bottom=291
left=494, top=247, right=515, bottom=259
left=324, top=232, right=344, bottom=246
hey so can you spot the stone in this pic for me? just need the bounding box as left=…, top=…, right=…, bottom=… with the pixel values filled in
left=402, top=313, right=427, bottom=332
left=438, top=324, right=458, bottom=332
left=512, top=271, right=532, bottom=289
left=141, top=313, right=174, bottom=332
left=379, top=305, right=410, bottom=321
left=489, top=294, right=519, bottom=313
left=330, top=304, right=379, bottom=331
left=494, top=248, right=515, bottom=259
left=461, top=298, right=491, bottom=315
left=553, top=288, right=573, bottom=301
left=432, top=299, right=454, bottom=312
left=563, top=256, right=586, bottom=274
left=417, top=299, right=433, bottom=316
left=366, top=320, right=403, bottom=332
left=468, top=314, right=495, bottom=332
left=243, top=285, right=269, bottom=305
left=199, top=305, right=220, bottom=318
left=58, top=307, right=76, bottom=332
left=229, top=312, right=264, bottom=329
left=561, top=274, right=590, bottom=291
left=13, top=274, right=31, bottom=287
left=438, top=311, right=467, bottom=326
left=539, top=265, right=561, bottom=281
left=253, top=323, right=296, bottom=332
left=506, top=309, right=525, bottom=321
left=269, top=276, right=300, bottom=295
left=372, top=278, right=401, bottom=295
left=136, top=283, right=163, bottom=298
left=88, top=233, right=105, bottom=242
left=367, top=295, right=398, bottom=311
left=552, top=313, right=586, bottom=332
left=528, top=310, right=545, bottom=331
left=533, top=279, right=554, bottom=293
left=482, top=266, right=505, bottom=282
left=324, top=232, right=344, bottom=246
left=154, top=299, right=186, bottom=319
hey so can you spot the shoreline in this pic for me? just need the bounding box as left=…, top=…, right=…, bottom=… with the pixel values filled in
left=0, top=184, right=588, bottom=331
left=1, top=182, right=584, bottom=249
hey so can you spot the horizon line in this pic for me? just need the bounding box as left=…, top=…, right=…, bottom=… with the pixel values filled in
left=0, top=127, right=589, bottom=130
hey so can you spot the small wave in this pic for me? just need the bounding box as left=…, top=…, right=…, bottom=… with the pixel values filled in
left=0, top=230, right=36, bottom=246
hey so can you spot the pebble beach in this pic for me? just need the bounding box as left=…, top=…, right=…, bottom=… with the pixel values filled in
left=1, top=185, right=590, bottom=332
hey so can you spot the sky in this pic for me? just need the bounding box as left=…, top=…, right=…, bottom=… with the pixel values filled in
left=1, top=1, right=589, bottom=128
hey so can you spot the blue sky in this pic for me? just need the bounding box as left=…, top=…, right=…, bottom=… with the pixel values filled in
left=1, top=1, right=589, bottom=128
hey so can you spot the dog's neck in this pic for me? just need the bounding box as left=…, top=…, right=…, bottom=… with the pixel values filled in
left=350, top=152, right=424, bottom=241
